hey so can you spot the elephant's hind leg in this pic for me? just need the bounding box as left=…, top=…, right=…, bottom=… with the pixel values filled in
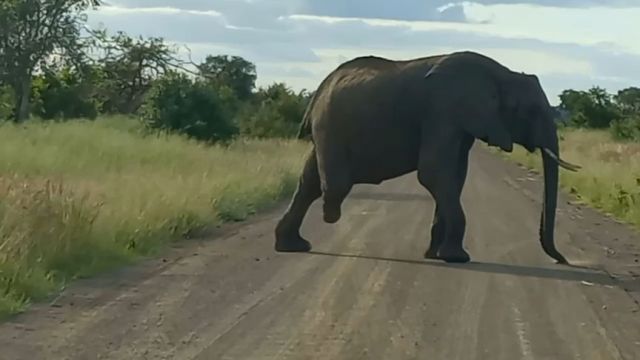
left=275, top=148, right=322, bottom=252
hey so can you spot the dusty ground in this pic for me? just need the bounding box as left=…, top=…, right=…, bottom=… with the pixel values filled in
left=1, top=145, right=639, bottom=360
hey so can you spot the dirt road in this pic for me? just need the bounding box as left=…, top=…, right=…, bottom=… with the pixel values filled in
left=2, top=146, right=640, bottom=360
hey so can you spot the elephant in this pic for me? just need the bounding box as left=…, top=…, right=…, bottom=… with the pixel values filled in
left=273, top=50, right=580, bottom=264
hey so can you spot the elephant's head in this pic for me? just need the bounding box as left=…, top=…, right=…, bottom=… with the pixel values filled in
left=423, top=51, right=580, bottom=264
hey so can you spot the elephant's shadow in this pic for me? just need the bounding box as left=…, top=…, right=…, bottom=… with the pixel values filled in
left=307, top=251, right=637, bottom=291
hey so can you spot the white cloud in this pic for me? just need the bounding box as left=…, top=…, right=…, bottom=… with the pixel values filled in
left=87, top=1, right=640, bottom=105
left=98, top=6, right=222, bottom=17
left=301, top=3, right=640, bottom=54
left=461, top=2, right=640, bottom=53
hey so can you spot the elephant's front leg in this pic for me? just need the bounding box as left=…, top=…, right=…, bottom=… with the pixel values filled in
left=418, top=136, right=473, bottom=263
left=424, top=205, right=444, bottom=259
left=435, top=196, right=468, bottom=263
left=274, top=148, right=322, bottom=252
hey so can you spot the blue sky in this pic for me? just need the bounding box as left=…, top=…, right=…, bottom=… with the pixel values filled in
left=89, top=0, right=639, bottom=105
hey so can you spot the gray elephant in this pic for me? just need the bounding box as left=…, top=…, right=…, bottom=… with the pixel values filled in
left=274, top=50, right=580, bottom=264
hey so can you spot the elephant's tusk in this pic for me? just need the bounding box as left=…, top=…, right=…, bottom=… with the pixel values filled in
left=542, top=148, right=582, bottom=172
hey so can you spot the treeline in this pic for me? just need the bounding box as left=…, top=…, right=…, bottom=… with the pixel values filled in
left=0, top=0, right=311, bottom=142
left=556, top=86, right=640, bottom=140
left=3, top=2, right=639, bottom=145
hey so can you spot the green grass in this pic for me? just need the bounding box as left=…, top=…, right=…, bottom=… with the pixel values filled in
left=0, top=115, right=309, bottom=318
left=503, top=128, right=640, bottom=228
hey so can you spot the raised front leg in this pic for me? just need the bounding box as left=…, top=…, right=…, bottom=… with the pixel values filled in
left=315, top=142, right=352, bottom=224
left=419, top=136, right=474, bottom=263
left=274, top=148, right=322, bottom=252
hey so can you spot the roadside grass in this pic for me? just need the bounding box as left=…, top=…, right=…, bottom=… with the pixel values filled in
left=502, top=128, right=640, bottom=228
left=0, top=115, right=309, bottom=318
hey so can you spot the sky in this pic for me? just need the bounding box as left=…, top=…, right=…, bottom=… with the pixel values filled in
left=88, top=0, right=640, bottom=105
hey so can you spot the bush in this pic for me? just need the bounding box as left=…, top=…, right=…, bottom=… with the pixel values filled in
left=140, top=72, right=238, bottom=143
left=559, top=87, right=620, bottom=129
left=610, top=115, right=640, bottom=141
left=568, top=111, right=588, bottom=128
left=31, top=67, right=103, bottom=120
left=237, top=101, right=299, bottom=138
left=237, top=83, right=309, bottom=138
left=0, top=85, right=15, bottom=120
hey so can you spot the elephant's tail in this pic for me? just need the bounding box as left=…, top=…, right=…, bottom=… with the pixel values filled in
left=297, top=91, right=317, bottom=140
left=296, top=113, right=312, bottom=139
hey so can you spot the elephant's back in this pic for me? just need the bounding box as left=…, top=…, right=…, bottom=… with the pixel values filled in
left=311, top=55, right=442, bottom=118
left=310, top=57, right=403, bottom=125
left=329, top=56, right=400, bottom=86
left=309, top=57, right=426, bottom=183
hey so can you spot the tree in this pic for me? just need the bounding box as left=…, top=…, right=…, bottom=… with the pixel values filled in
left=586, top=86, right=619, bottom=128
left=0, top=85, right=15, bottom=120
left=86, top=30, right=178, bottom=114
left=31, top=64, right=104, bottom=119
left=558, top=89, right=590, bottom=113
left=558, top=87, right=619, bottom=128
left=237, top=83, right=311, bottom=138
left=614, top=87, right=640, bottom=115
left=198, top=55, right=257, bottom=101
left=610, top=115, right=640, bottom=141
left=0, top=0, right=101, bottom=122
left=140, top=72, right=238, bottom=143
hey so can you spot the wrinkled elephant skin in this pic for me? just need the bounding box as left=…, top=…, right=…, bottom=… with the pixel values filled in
left=274, top=50, right=580, bottom=264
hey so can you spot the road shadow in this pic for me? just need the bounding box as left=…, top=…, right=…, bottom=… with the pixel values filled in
left=307, top=251, right=626, bottom=287
left=348, top=191, right=430, bottom=202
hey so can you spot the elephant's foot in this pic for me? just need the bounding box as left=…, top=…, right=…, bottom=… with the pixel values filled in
left=322, top=204, right=341, bottom=224
left=274, top=220, right=312, bottom=252
left=435, top=246, right=470, bottom=263
left=275, top=235, right=311, bottom=252
left=424, top=247, right=439, bottom=259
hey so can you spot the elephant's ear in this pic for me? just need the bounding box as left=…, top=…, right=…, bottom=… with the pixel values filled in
left=424, top=60, right=513, bottom=152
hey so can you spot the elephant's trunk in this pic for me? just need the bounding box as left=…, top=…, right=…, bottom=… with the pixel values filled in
left=539, top=144, right=568, bottom=264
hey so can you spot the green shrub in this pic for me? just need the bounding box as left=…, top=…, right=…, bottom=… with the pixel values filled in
left=610, top=115, right=640, bottom=141
left=0, top=85, right=15, bottom=120
left=237, top=101, right=299, bottom=138
left=559, top=87, right=620, bottom=129
left=237, top=83, right=309, bottom=138
left=140, top=72, right=238, bottom=143
left=31, top=67, right=103, bottom=120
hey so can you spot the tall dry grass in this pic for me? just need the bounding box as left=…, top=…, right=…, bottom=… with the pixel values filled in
left=0, top=116, right=309, bottom=317
left=505, top=128, right=640, bottom=227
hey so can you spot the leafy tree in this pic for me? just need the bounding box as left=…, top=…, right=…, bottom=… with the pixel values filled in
left=237, top=83, right=310, bottom=138
left=0, top=85, right=15, bottom=120
left=198, top=55, right=257, bottom=101
left=558, top=87, right=619, bottom=128
left=85, top=30, right=178, bottom=114
left=558, top=89, right=589, bottom=113
left=611, top=115, right=640, bottom=141
left=140, top=72, right=238, bottom=143
left=31, top=65, right=104, bottom=119
left=586, top=86, right=619, bottom=128
left=614, top=87, right=640, bottom=115
left=0, top=0, right=101, bottom=122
